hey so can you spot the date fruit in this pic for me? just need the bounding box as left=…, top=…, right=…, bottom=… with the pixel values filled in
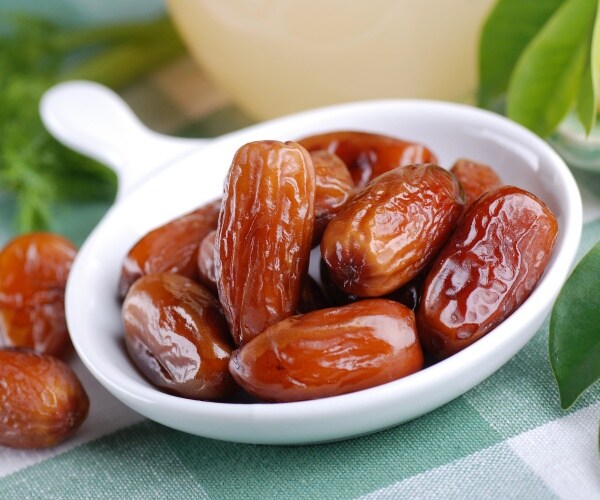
left=215, top=140, right=315, bottom=345
left=119, top=199, right=221, bottom=298
left=0, top=348, right=89, bottom=448
left=450, top=158, right=502, bottom=209
left=417, top=185, right=558, bottom=359
left=0, top=233, right=77, bottom=357
left=197, top=229, right=218, bottom=293
left=311, top=150, right=355, bottom=245
left=321, top=164, right=464, bottom=297
left=229, top=299, right=423, bottom=402
left=122, top=273, right=235, bottom=400
left=198, top=228, right=327, bottom=313
left=298, top=130, right=437, bottom=187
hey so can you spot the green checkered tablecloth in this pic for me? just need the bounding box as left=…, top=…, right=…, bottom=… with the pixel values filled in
left=2, top=53, right=600, bottom=499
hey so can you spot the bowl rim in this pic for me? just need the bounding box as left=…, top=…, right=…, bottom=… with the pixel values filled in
left=65, top=98, right=583, bottom=443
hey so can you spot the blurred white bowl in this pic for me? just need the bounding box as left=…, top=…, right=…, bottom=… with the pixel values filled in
left=166, top=0, right=495, bottom=119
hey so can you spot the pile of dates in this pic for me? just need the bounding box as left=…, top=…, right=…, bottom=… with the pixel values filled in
left=0, top=233, right=89, bottom=448
left=119, top=131, right=558, bottom=404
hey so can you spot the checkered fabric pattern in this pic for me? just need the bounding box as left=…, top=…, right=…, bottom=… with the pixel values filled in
left=1, top=59, right=599, bottom=500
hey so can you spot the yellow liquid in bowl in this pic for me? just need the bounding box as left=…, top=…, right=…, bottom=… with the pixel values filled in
left=167, top=0, right=494, bottom=120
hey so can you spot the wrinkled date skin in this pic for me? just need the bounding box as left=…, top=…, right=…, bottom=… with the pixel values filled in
left=229, top=299, right=424, bottom=402
left=198, top=229, right=327, bottom=313
left=310, top=150, right=355, bottom=245
left=321, top=164, right=465, bottom=297
left=298, top=130, right=437, bottom=187
left=197, top=229, right=218, bottom=294
left=215, top=140, right=315, bottom=345
left=119, top=199, right=221, bottom=299
left=122, top=273, right=235, bottom=400
left=0, top=348, right=89, bottom=448
left=417, top=185, right=558, bottom=359
left=0, top=233, right=77, bottom=357
left=450, top=158, right=502, bottom=209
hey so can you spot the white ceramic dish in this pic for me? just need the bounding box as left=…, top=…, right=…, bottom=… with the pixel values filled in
left=41, top=81, right=582, bottom=445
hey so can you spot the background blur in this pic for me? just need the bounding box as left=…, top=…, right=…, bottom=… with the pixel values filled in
left=0, top=0, right=165, bottom=26
left=0, top=0, right=497, bottom=244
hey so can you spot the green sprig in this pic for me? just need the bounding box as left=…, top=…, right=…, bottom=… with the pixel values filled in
left=0, top=14, right=186, bottom=233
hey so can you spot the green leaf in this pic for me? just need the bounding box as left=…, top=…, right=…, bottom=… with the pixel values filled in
left=576, top=2, right=600, bottom=134
left=550, top=241, right=600, bottom=409
left=478, top=0, right=565, bottom=109
left=507, top=0, right=598, bottom=137
left=577, top=61, right=596, bottom=133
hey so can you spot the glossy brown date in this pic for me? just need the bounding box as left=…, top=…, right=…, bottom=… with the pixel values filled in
left=229, top=299, right=424, bottom=402
left=417, top=185, right=558, bottom=359
left=0, top=348, right=89, bottom=448
left=321, top=164, right=464, bottom=297
left=311, top=150, right=355, bottom=245
left=298, top=130, right=437, bottom=187
left=198, top=229, right=328, bottom=313
left=0, top=233, right=77, bottom=357
left=118, top=199, right=221, bottom=299
left=197, top=229, right=218, bottom=293
left=122, top=273, right=235, bottom=400
left=215, top=140, right=315, bottom=345
left=450, top=158, right=502, bottom=209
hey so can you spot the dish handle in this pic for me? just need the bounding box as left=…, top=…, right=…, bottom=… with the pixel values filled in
left=40, top=80, right=208, bottom=200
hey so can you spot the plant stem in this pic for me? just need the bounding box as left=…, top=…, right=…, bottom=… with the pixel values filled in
left=62, top=36, right=185, bottom=89
left=51, top=17, right=179, bottom=53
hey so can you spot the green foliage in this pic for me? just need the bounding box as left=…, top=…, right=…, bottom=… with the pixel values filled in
left=0, top=15, right=185, bottom=233
left=478, top=0, right=565, bottom=111
left=578, top=5, right=600, bottom=132
left=479, top=0, right=600, bottom=137
left=550, top=241, right=600, bottom=409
